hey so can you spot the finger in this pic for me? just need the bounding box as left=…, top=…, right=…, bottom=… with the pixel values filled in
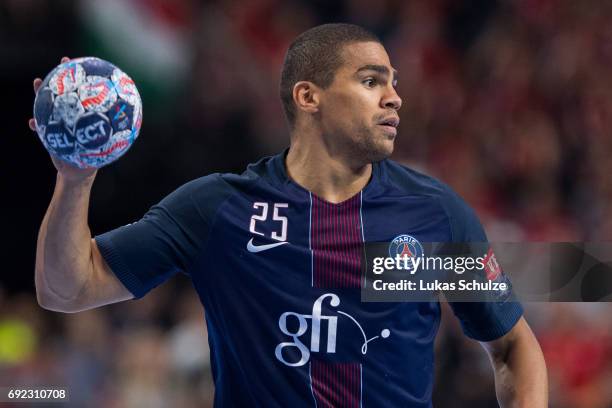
left=33, top=78, right=42, bottom=93
left=29, top=118, right=36, bottom=131
left=60, top=56, right=70, bottom=63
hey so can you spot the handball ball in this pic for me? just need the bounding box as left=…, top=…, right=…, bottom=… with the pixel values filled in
left=33, top=57, right=142, bottom=169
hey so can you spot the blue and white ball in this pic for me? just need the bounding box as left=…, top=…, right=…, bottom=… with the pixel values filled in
left=33, top=57, right=142, bottom=169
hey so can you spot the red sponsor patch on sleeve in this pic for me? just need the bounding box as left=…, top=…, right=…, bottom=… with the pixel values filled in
left=483, top=248, right=502, bottom=280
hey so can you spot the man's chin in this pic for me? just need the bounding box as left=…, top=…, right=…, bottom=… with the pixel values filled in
left=367, top=141, right=394, bottom=162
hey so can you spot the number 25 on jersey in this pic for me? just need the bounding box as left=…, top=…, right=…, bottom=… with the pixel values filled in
left=249, top=202, right=289, bottom=242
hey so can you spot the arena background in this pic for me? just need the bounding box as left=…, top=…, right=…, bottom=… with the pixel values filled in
left=1, top=0, right=611, bottom=406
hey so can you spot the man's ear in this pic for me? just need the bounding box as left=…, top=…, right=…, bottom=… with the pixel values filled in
left=292, top=81, right=320, bottom=115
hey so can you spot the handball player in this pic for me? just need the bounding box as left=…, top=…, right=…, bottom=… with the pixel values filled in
left=32, top=24, right=547, bottom=407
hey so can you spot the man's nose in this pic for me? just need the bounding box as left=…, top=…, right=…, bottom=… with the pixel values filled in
left=382, top=86, right=402, bottom=111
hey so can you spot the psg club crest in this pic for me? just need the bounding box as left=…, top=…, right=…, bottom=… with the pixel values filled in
left=388, top=234, right=423, bottom=266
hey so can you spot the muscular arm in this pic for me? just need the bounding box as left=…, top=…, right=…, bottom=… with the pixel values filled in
left=481, top=317, right=548, bottom=407
left=31, top=63, right=133, bottom=313
left=35, top=170, right=133, bottom=313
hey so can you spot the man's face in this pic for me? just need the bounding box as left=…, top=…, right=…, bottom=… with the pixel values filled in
left=317, top=41, right=402, bottom=163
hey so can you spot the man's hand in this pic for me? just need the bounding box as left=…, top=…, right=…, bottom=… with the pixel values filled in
left=29, top=56, right=97, bottom=183
left=481, top=317, right=548, bottom=407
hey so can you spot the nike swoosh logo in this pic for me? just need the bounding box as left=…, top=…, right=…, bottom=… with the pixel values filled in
left=247, top=238, right=289, bottom=253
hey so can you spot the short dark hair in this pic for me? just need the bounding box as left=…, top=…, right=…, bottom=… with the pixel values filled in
left=279, top=23, right=381, bottom=128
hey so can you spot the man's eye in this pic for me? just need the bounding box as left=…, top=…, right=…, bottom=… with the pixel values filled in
left=363, top=78, right=376, bottom=87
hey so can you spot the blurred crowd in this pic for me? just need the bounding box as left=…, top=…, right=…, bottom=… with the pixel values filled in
left=0, top=279, right=214, bottom=407
left=1, top=0, right=612, bottom=407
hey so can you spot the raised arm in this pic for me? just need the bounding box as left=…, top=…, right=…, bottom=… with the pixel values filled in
left=480, top=317, right=548, bottom=407
left=32, top=62, right=133, bottom=313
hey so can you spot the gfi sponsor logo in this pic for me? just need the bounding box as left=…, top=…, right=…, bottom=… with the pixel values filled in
left=275, top=293, right=390, bottom=367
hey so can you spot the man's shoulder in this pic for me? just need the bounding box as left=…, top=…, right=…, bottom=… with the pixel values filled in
left=174, top=155, right=272, bottom=198
left=161, top=155, right=277, bottom=216
left=379, top=159, right=477, bottom=219
left=380, top=159, right=454, bottom=199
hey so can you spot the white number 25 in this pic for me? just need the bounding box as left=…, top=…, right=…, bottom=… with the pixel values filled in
left=249, top=202, right=288, bottom=241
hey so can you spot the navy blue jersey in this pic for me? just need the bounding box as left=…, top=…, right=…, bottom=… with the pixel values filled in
left=95, top=150, right=522, bottom=407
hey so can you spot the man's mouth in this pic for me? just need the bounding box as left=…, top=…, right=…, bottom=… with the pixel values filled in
left=377, top=116, right=400, bottom=136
